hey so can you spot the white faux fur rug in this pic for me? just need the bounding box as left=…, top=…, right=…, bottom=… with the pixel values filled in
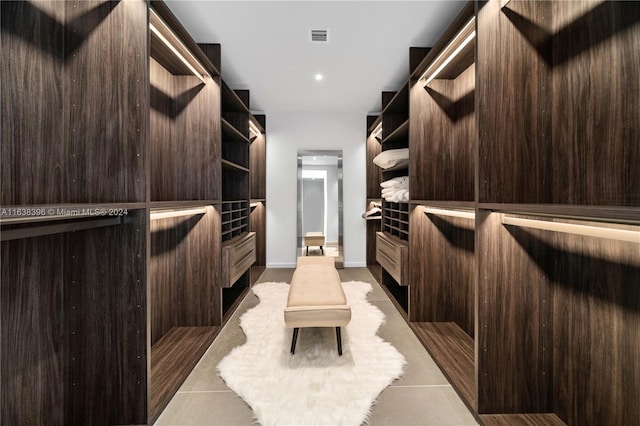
left=217, top=281, right=406, bottom=426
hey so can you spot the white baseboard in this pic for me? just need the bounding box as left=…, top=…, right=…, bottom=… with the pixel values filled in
left=266, top=262, right=296, bottom=268
left=343, top=261, right=366, bottom=268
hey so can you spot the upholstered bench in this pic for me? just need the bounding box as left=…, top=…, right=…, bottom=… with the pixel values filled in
left=303, top=232, right=325, bottom=255
left=284, top=256, right=351, bottom=355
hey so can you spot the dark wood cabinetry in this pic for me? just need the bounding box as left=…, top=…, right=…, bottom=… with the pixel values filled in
left=366, top=1, right=639, bottom=424
left=1, top=1, right=267, bottom=424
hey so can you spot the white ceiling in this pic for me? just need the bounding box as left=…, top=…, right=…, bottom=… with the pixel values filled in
left=165, top=1, right=467, bottom=114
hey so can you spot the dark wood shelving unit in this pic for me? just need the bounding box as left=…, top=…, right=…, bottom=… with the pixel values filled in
left=0, top=1, right=266, bottom=424
left=149, top=326, right=220, bottom=423
left=411, top=322, right=475, bottom=409
left=380, top=119, right=409, bottom=145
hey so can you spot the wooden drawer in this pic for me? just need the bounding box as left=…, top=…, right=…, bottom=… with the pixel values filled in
left=221, top=232, right=256, bottom=287
left=376, top=232, right=408, bottom=285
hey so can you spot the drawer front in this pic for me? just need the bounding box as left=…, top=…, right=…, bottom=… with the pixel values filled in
left=376, top=232, right=408, bottom=285
left=222, top=232, right=256, bottom=287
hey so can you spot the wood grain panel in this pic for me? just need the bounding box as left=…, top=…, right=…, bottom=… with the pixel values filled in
left=65, top=210, right=147, bottom=425
left=250, top=133, right=266, bottom=200
left=412, top=322, right=475, bottom=410
left=477, top=0, right=552, bottom=203
left=1, top=0, right=66, bottom=205
left=480, top=413, right=566, bottom=426
left=366, top=132, right=382, bottom=199
left=1, top=234, right=65, bottom=425
left=250, top=202, right=266, bottom=267
left=409, top=206, right=474, bottom=336
left=476, top=209, right=553, bottom=414
left=150, top=205, right=221, bottom=345
left=150, top=59, right=220, bottom=202
left=150, top=326, right=220, bottom=423
left=65, top=0, right=147, bottom=203
left=550, top=1, right=640, bottom=206
left=410, top=64, right=475, bottom=202
left=547, top=219, right=640, bottom=425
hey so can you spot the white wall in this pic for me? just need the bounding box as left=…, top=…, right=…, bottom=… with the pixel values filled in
left=266, top=111, right=366, bottom=268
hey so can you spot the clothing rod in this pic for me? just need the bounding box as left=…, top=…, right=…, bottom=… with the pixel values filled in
left=1, top=216, right=123, bottom=241
left=150, top=207, right=208, bottom=221
left=423, top=206, right=475, bottom=220
left=502, top=216, right=640, bottom=243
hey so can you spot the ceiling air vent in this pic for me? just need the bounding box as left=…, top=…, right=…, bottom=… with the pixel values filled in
left=309, top=29, right=330, bottom=44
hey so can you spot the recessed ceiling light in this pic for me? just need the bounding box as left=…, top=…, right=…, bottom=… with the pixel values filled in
left=315, top=73, right=323, bottom=81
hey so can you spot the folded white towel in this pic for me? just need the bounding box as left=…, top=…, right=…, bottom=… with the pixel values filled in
left=380, top=176, right=408, bottom=188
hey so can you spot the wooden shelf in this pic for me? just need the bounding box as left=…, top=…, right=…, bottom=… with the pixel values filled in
left=222, top=117, right=250, bottom=144
left=411, top=322, right=475, bottom=411
left=479, top=203, right=640, bottom=224
left=381, top=119, right=409, bottom=145
left=411, top=200, right=475, bottom=209
left=411, top=2, right=475, bottom=80
left=221, top=159, right=250, bottom=173
left=149, top=8, right=216, bottom=80
left=381, top=81, right=409, bottom=115
left=480, top=413, right=567, bottom=426
left=0, top=203, right=146, bottom=224
left=221, top=81, right=249, bottom=113
left=150, top=326, right=220, bottom=423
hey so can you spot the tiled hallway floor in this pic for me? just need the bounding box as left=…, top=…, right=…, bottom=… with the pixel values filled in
left=155, top=268, right=478, bottom=425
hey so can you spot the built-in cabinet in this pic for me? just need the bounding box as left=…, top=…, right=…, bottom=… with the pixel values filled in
left=366, top=1, right=640, bottom=425
left=1, top=1, right=267, bottom=424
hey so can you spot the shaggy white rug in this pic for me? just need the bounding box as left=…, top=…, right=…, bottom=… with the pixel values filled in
left=217, top=281, right=406, bottom=426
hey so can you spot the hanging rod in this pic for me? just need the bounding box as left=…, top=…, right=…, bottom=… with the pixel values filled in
left=420, top=17, right=476, bottom=85
left=423, top=206, right=475, bottom=220
left=502, top=216, right=640, bottom=243
left=249, top=121, right=261, bottom=137
left=150, top=206, right=207, bottom=221
left=1, top=216, right=123, bottom=241
left=371, top=122, right=383, bottom=139
left=149, top=9, right=209, bottom=84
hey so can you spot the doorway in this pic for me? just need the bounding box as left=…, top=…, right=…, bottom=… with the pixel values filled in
left=297, top=150, right=343, bottom=267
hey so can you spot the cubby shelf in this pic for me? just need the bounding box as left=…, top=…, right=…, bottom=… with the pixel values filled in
left=381, top=119, right=409, bottom=145
left=222, top=159, right=250, bottom=173
left=222, top=118, right=251, bottom=144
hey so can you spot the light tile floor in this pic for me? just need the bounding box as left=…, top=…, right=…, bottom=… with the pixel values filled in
left=155, top=268, right=478, bottom=426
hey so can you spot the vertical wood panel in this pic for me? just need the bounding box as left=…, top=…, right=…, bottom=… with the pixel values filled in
left=250, top=202, right=266, bottom=267
left=477, top=0, right=552, bottom=203
left=410, top=65, right=475, bottom=202
left=1, top=0, right=66, bottom=205
left=250, top=134, right=266, bottom=200
left=1, top=235, right=65, bottom=425
left=150, top=62, right=220, bottom=202
left=550, top=222, right=640, bottom=425
left=65, top=0, right=147, bottom=203
left=551, top=1, right=640, bottom=206
left=366, top=134, right=382, bottom=198
left=150, top=205, right=222, bottom=345
left=476, top=210, right=553, bottom=414
left=66, top=212, right=147, bottom=424
left=409, top=206, right=474, bottom=335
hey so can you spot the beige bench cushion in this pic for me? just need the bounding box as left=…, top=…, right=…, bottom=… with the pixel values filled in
left=304, top=232, right=325, bottom=247
left=284, top=257, right=351, bottom=328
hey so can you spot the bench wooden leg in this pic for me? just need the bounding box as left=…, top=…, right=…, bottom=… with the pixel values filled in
left=290, top=328, right=299, bottom=354
left=336, top=327, right=342, bottom=356
left=320, top=246, right=323, bottom=254
left=306, top=246, right=309, bottom=256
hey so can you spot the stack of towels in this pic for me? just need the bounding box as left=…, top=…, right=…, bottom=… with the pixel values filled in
left=381, top=176, right=409, bottom=202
